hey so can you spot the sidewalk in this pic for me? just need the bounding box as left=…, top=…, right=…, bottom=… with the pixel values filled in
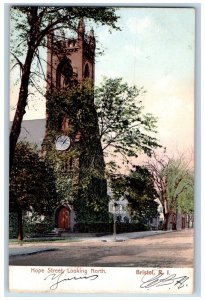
left=99, top=229, right=171, bottom=242
left=9, top=230, right=171, bottom=257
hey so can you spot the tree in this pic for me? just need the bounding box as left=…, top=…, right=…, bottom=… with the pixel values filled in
left=110, top=166, right=159, bottom=224
left=178, top=173, right=194, bottom=228
left=10, top=6, right=120, bottom=167
left=127, top=166, right=159, bottom=223
left=145, top=151, right=194, bottom=230
left=94, top=77, right=161, bottom=170
left=9, top=141, right=57, bottom=240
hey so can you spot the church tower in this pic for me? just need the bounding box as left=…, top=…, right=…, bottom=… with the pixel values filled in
left=46, top=19, right=95, bottom=90
left=42, top=21, right=107, bottom=233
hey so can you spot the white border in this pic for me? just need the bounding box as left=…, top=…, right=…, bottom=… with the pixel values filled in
left=1, top=0, right=204, bottom=299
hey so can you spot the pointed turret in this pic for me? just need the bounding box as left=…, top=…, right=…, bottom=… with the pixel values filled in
left=88, top=27, right=95, bottom=49
left=89, top=28, right=94, bottom=38
left=77, top=18, right=85, bottom=39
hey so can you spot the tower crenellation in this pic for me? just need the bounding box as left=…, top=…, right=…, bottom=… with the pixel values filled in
left=46, top=20, right=95, bottom=90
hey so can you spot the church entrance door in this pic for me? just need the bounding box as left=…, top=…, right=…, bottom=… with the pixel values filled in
left=57, top=207, right=70, bottom=230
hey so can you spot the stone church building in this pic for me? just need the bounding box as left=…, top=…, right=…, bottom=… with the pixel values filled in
left=18, top=20, right=107, bottom=233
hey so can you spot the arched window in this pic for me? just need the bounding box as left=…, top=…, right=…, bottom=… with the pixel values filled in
left=84, top=63, right=90, bottom=78
left=56, top=57, right=73, bottom=88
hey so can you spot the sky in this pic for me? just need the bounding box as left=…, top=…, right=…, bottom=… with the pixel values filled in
left=10, top=7, right=195, bottom=160
left=94, top=8, right=195, bottom=158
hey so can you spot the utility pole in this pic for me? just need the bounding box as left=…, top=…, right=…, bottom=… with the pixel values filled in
left=113, top=202, right=118, bottom=241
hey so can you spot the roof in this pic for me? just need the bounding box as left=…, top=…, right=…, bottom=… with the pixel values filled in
left=17, top=119, right=46, bottom=148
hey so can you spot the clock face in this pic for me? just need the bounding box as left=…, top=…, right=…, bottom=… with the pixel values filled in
left=55, top=135, right=71, bottom=151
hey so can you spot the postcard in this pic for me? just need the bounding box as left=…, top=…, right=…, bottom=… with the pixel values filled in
left=8, top=3, right=196, bottom=296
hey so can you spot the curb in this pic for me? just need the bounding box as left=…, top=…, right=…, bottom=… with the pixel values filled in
left=9, top=248, right=57, bottom=257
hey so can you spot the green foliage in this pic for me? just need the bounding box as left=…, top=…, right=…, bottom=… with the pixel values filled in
left=45, top=79, right=98, bottom=139
left=10, top=7, right=120, bottom=91
left=128, top=166, right=159, bottom=220
left=75, top=177, right=109, bottom=223
left=11, top=6, right=120, bottom=44
left=9, top=141, right=59, bottom=238
left=95, top=78, right=161, bottom=170
left=110, top=166, right=159, bottom=223
left=74, top=222, right=148, bottom=233
left=146, top=151, right=194, bottom=217
left=116, top=222, right=148, bottom=233
left=9, top=211, right=55, bottom=239
left=9, top=212, right=18, bottom=239
left=44, top=80, right=108, bottom=223
left=178, top=184, right=194, bottom=214
left=9, top=141, right=58, bottom=215
left=23, top=213, right=55, bottom=237
left=164, top=158, right=194, bottom=213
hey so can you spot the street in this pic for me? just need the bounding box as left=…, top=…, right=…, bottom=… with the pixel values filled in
left=9, top=229, right=193, bottom=268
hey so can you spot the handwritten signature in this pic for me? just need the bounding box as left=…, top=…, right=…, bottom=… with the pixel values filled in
left=140, top=273, right=189, bottom=290
left=44, top=272, right=99, bottom=290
